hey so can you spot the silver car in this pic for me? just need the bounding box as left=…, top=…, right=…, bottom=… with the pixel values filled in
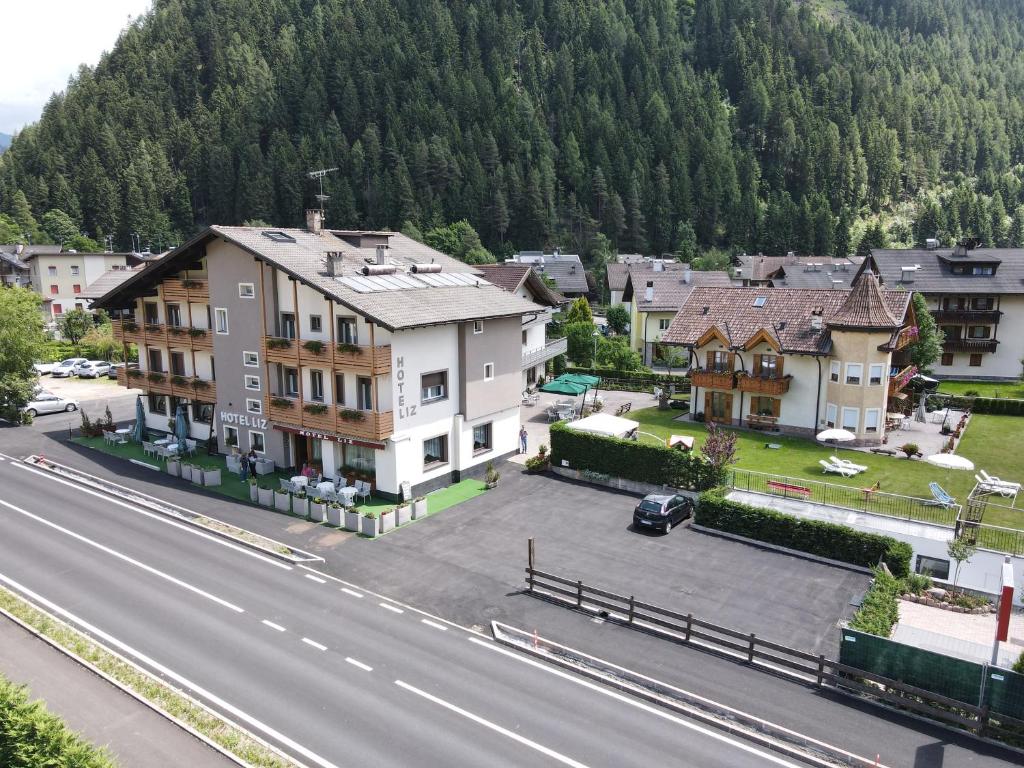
left=50, top=358, right=88, bottom=377
left=77, top=360, right=112, bottom=378
left=22, top=392, right=79, bottom=417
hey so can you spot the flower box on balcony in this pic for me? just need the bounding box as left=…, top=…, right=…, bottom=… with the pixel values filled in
left=271, top=397, right=294, bottom=409
left=168, top=326, right=185, bottom=336
left=302, top=340, right=326, bottom=355
left=145, top=324, right=163, bottom=334
left=171, top=375, right=189, bottom=387
left=336, top=342, right=361, bottom=355
left=127, top=369, right=145, bottom=380
left=191, top=378, right=210, bottom=391
left=147, top=372, right=166, bottom=383
left=339, top=408, right=366, bottom=422
left=267, top=338, right=292, bottom=350
left=122, top=321, right=139, bottom=332
left=182, top=279, right=203, bottom=289
left=303, top=403, right=328, bottom=415
left=188, top=327, right=207, bottom=338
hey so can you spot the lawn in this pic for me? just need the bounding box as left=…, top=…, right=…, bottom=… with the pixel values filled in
left=629, top=408, right=1024, bottom=530
left=937, top=379, right=1024, bottom=399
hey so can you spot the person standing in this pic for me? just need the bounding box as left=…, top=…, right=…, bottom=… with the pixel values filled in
left=519, top=426, right=528, bottom=454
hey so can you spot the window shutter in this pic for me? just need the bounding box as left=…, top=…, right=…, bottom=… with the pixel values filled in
left=772, top=398, right=781, bottom=417
left=776, top=356, right=784, bottom=378
left=705, top=351, right=714, bottom=369
left=723, top=393, right=733, bottom=421
left=727, top=352, right=735, bottom=371
left=704, top=391, right=711, bottom=416
left=753, top=354, right=762, bottom=376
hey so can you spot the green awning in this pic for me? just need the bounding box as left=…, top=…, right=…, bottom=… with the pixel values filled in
left=539, top=378, right=588, bottom=395
left=559, top=373, right=600, bottom=387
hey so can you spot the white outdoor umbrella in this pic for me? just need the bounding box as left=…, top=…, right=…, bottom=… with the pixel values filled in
left=925, top=454, right=975, bottom=471
left=816, top=428, right=856, bottom=442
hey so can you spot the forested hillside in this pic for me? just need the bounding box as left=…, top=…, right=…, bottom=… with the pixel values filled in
left=1, top=0, right=1023, bottom=260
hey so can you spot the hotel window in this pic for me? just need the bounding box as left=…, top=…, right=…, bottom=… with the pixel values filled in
left=942, top=325, right=961, bottom=341
left=756, top=355, right=778, bottom=378
left=48, top=266, right=57, bottom=276
left=658, top=318, right=671, bottom=331
left=249, top=431, right=266, bottom=453
left=70, top=265, right=79, bottom=276
left=941, top=353, right=954, bottom=366
left=309, top=315, right=322, bottom=333
left=238, top=282, right=255, bottom=299
left=144, top=302, right=159, bottom=324
left=170, top=352, right=186, bottom=376
left=148, top=349, right=163, bottom=372
left=708, top=351, right=730, bottom=373
left=967, top=325, right=991, bottom=339
left=841, top=407, right=859, bottom=431
left=473, top=423, right=493, bottom=454
left=215, top=307, right=228, bottom=334
left=50, top=284, right=59, bottom=295
left=192, top=402, right=213, bottom=424
left=825, top=403, right=837, bottom=428
left=868, top=364, right=884, bottom=386
left=845, top=363, right=862, bottom=385
left=166, top=304, right=181, bottom=327
left=72, top=284, right=81, bottom=294
left=337, top=316, right=357, bottom=344
left=246, top=398, right=262, bottom=414
left=310, top=370, right=324, bottom=401
left=423, top=434, right=449, bottom=469
left=243, top=351, right=259, bottom=367
left=358, top=377, right=372, bottom=410
left=334, top=374, right=346, bottom=406
left=284, top=368, right=299, bottom=396
left=148, top=394, right=167, bottom=415
left=223, top=425, right=238, bottom=447
left=750, top=397, right=778, bottom=418
left=864, top=409, right=880, bottom=433
left=970, top=354, right=983, bottom=367
left=829, top=361, right=840, bottom=382
left=971, top=265, right=994, bottom=275
left=484, top=362, right=494, bottom=381
left=280, top=312, right=296, bottom=339
left=473, top=320, right=484, bottom=334
left=971, top=297, right=994, bottom=311
left=244, top=375, right=260, bottom=391
left=421, top=370, right=448, bottom=403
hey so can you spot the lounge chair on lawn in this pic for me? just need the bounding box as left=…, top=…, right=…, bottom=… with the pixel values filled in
left=979, top=469, right=1022, bottom=493
left=819, top=459, right=857, bottom=477
left=975, top=474, right=1017, bottom=499
left=830, top=455, right=868, bottom=473
left=924, top=482, right=956, bottom=508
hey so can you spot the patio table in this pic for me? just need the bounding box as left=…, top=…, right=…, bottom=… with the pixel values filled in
left=316, top=481, right=335, bottom=496
left=114, top=428, right=131, bottom=443
left=337, top=486, right=357, bottom=506
left=291, top=476, right=309, bottom=487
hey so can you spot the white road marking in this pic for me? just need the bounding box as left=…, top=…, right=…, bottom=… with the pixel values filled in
left=421, top=619, right=447, bottom=632
left=0, top=452, right=17, bottom=461
left=9, top=462, right=291, bottom=570
left=304, top=574, right=326, bottom=584
left=261, top=620, right=286, bottom=632
left=345, top=657, right=373, bottom=672
left=0, top=572, right=340, bottom=768
left=340, top=587, right=363, bottom=598
left=379, top=602, right=404, bottom=614
left=395, top=679, right=590, bottom=768
left=302, top=638, right=328, bottom=651
left=0, top=498, right=244, bottom=614
left=467, top=637, right=805, bottom=768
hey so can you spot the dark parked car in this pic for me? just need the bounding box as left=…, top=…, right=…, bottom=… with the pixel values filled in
left=632, top=493, right=693, bottom=534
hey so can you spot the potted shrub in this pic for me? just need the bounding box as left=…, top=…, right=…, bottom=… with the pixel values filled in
left=360, top=509, right=379, bottom=537
left=203, top=467, right=221, bottom=486
left=166, top=457, right=180, bottom=477
left=327, top=502, right=344, bottom=527
left=249, top=477, right=258, bottom=502
left=257, top=484, right=274, bottom=506
left=303, top=403, right=328, bottom=415
left=293, top=492, right=310, bottom=518
left=525, top=444, right=550, bottom=474
left=310, top=497, right=326, bottom=523
left=485, top=461, right=500, bottom=489
left=336, top=342, right=361, bottom=355
left=274, top=488, right=291, bottom=512
left=412, top=496, right=428, bottom=520
left=395, top=501, right=412, bottom=526
left=344, top=506, right=360, bottom=531
left=380, top=506, right=396, bottom=533
left=899, top=442, right=920, bottom=459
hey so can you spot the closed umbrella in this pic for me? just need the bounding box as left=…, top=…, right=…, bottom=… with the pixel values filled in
left=174, top=404, right=189, bottom=449
left=925, top=454, right=975, bottom=471
left=132, top=395, right=146, bottom=443
left=816, top=428, right=856, bottom=442
left=914, top=392, right=928, bottom=423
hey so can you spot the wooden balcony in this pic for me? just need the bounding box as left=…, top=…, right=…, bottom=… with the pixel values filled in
left=942, top=338, right=998, bottom=354
left=265, top=395, right=394, bottom=442
left=162, top=277, right=209, bottom=302
left=118, top=367, right=217, bottom=402
left=737, top=374, right=792, bottom=395
left=264, top=336, right=392, bottom=374
left=888, top=364, right=917, bottom=398
left=112, top=319, right=212, bottom=351
left=932, top=309, right=1002, bottom=324
left=892, top=325, right=918, bottom=351
left=689, top=369, right=735, bottom=390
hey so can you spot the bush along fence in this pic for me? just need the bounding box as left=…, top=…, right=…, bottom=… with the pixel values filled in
left=549, top=421, right=720, bottom=491
left=563, top=366, right=691, bottom=394
left=942, top=394, right=1024, bottom=416
left=696, top=488, right=913, bottom=577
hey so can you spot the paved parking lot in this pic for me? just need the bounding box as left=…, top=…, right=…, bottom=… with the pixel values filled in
left=38, top=373, right=140, bottom=403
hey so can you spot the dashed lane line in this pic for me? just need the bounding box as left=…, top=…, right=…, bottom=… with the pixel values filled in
left=302, top=638, right=328, bottom=651
left=421, top=619, right=447, bottom=632
left=261, top=620, right=286, bottom=632
left=340, top=587, right=363, bottom=598
left=304, top=574, right=327, bottom=584
left=345, top=657, right=373, bottom=672
left=379, top=602, right=404, bottom=614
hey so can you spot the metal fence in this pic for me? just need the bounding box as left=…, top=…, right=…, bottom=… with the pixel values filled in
left=728, top=468, right=960, bottom=527
left=959, top=490, right=1024, bottom=556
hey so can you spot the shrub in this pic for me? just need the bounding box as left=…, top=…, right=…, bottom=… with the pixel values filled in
left=848, top=568, right=901, bottom=637
left=303, top=403, right=328, bottom=415
left=171, top=374, right=189, bottom=387
left=147, top=371, right=166, bottom=383
left=336, top=342, right=361, bottom=354
left=270, top=396, right=294, bottom=408
left=339, top=408, right=366, bottom=422
left=302, top=339, right=325, bottom=354
left=898, top=442, right=919, bottom=458
left=267, top=337, right=291, bottom=349
left=695, top=488, right=913, bottom=576
left=191, top=377, right=209, bottom=390
left=1014, top=651, right=1024, bottom=675
left=550, top=421, right=718, bottom=490
left=964, top=389, right=980, bottom=397
left=903, top=572, right=932, bottom=595
left=188, top=327, right=206, bottom=338
left=947, top=395, right=1024, bottom=416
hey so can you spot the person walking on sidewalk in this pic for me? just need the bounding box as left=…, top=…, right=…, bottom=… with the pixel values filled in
left=519, top=426, right=528, bottom=454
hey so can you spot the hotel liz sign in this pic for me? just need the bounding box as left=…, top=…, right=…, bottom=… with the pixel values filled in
left=219, top=411, right=268, bottom=430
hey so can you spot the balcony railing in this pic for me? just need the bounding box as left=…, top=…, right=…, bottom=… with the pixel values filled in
left=892, top=325, right=918, bottom=351
left=113, top=319, right=213, bottom=351
left=117, top=367, right=217, bottom=401
left=888, top=364, right=917, bottom=397
left=265, top=395, right=394, bottom=442
left=689, top=369, right=735, bottom=390
left=932, top=309, right=1002, bottom=324
left=263, top=336, right=392, bottom=374
left=942, top=338, right=998, bottom=354
left=736, top=373, right=792, bottom=395
left=522, top=337, right=568, bottom=369
left=162, top=277, right=209, bottom=302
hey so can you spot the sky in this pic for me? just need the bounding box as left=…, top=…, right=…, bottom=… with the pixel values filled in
left=0, top=0, right=153, bottom=134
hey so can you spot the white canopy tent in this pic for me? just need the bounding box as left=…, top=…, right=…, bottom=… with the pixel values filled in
left=564, top=413, right=640, bottom=440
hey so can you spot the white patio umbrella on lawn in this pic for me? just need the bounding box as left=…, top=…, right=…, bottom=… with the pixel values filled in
left=925, top=454, right=975, bottom=471
left=816, top=428, right=856, bottom=442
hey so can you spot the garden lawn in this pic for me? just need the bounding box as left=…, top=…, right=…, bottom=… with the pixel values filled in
left=937, top=379, right=1024, bottom=399
left=630, top=408, right=1024, bottom=529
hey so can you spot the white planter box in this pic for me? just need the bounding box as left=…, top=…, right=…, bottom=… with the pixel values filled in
left=326, top=505, right=344, bottom=527
left=249, top=483, right=258, bottom=502
left=293, top=496, right=310, bottom=518
left=395, top=505, right=412, bottom=526
left=345, top=509, right=360, bottom=531
left=360, top=515, right=378, bottom=537
left=166, top=459, right=180, bottom=477
left=310, top=503, right=326, bottom=523
left=191, top=468, right=204, bottom=486
left=412, top=499, right=428, bottom=520
left=380, top=509, right=395, bottom=533
left=274, top=491, right=291, bottom=513
left=179, top=464, right=192, bottom=482
left=203, top=468, right=222, bottom=487
left=257, top=487, right=274, bottom=506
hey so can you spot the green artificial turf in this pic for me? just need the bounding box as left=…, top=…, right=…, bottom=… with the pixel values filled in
left=426, top=479, right=488, bottom=514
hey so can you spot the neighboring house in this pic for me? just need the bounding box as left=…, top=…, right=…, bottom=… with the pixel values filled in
left=606, top=256, right=682, bottom=307
left=20, top=248, right=138, bottom=324
left=473, top=264, right=567, bottom=389
left=734, top=251, right=863, bottom=289
left=506, top=250, right=589, bottom=297
left=622, top=265, right=732, bottom=365
left=79, top=266, right=149, bottom=304
left=0, top=244, right=60, bottom=288
left=858, top=245, right=1024, bottom=380
left=93, top=211, right=544, bottom=500
left=661, top=273, right=917, bottom=445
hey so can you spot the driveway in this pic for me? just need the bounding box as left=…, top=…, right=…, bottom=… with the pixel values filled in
left=39, top=374, right=141, bottom=403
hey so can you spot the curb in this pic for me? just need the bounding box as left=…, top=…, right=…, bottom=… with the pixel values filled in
left=21, top=455, right=322, bottom=564
left=490, top=621, right=883, bottom=768
left=689, top=523, right=873, bottom=574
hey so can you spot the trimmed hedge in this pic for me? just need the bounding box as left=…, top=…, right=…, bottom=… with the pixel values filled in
left=549, top=421, right=719, bottom=490
left=945, top=395, right=1024, bottom=416
left=695, top=488, right=913, bottom=577
left=848, top=568, right=901, bottom=636
left=566, top=365, right=691, bottom=392
left=0, top=673, right=114, bottom=767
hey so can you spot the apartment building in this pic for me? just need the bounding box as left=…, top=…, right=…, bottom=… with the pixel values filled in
left=662, top=273, right=917, bottom=445
left=94, top=212, right=545, bottom=499
left=606, top=256, right=682, bottom=307
left=23, top=249, right=137, bottom=322
left=506, top=250, right=589, bottom=297
left=860, top=245, right=1024, bottom=380
left=473, top=264, right=567, bottom=388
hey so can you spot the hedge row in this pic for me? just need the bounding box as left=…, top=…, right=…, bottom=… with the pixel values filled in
left=945, top=395, right=1024, bottom=416
left=695, top=488, right=913, bottom=577
left=566, top=365, right=691, bottom=389
left=549, top=421, right=720, bottom=490
left=0, top=673, right=113, bottom=767
left=848, top=568, right=901, bottom=637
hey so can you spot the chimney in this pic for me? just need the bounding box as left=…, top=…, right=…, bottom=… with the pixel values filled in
left=644, top=281, right=654, bottom=302
left=683, top=267, right=692, bottom=284
left=810, top=305, right=824, bottom=330
left=325, top=251, right=344, bottom=276
left=306, top=209, right=324, bottom=235
left=375, top=244, right=389, bottom=265
left=653, top=260, right=664, bottom=272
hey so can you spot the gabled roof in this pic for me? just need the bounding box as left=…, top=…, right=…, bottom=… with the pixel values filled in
left=79, top=267, right=145, bottom=299
left=606, top=263, right=630, bottom=292
left=861, top=247, right=1024, bottom=293
left=663, top=286, right=911, bottom=355
left=827, top=271, right=900, bottom=330
left=472, top=264, right=566, bottom=306
left=622, top=269, right=732, bottom=312
left=529, top=260, right=589, bottom=294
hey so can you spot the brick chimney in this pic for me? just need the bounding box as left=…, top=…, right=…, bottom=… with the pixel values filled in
left=306, top=209, right=324, bottom=235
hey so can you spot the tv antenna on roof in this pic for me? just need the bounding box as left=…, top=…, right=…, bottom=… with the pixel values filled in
left=307, top=167, right=338, bottom=206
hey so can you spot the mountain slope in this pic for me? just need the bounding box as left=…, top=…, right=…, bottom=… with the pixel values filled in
left=1, top=0, right=1023, bottom=256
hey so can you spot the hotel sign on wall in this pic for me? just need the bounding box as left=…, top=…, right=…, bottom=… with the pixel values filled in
left=273, top=424, right=385, bottom=451
left=394, top=355, right=417, bottom=420
left=219, top=411, right=268, bottom=430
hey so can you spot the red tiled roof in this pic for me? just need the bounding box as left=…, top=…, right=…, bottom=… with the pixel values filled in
left=827, top=271, right=899, bottom=329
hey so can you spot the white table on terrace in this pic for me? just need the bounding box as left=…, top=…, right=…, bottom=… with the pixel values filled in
left=291, top=475, right=309, bottom=488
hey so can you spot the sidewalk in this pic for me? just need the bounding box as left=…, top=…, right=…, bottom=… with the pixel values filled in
left=0, top=615, right=237, bottom=768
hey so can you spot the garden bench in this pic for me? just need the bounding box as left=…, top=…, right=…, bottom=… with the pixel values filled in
left=766, top=480, right=811, bottom=498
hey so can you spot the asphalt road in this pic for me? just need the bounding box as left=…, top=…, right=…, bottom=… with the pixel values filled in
left=0, top=454, right=807, bottom=768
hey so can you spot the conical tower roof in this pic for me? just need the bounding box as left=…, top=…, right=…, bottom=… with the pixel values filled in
left=827, top=271, right=899, bottom=329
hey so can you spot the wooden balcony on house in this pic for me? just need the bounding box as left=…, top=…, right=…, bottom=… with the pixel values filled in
left=932, top=309, right=1002, bottom=324
left=689, top=369, right=735, bottom=390
left=118, top=367, right=217, bottom=402
left=112, top=319, right=213, bottom=351
left=263, top=336, right=392, bottom=374
left=942, top=338, right=999, bottom=354
left=737, top=373, right=792, bottom=395
left=265, top=395, right=394, bottom=442
left=161, top=277, right=209, bottom=302
left=888, top=364, right=917, bottom=398
left=892, top=325, right=918, bottom=351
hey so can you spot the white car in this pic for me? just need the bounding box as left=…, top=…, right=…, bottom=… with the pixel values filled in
left=77, top=360, right=112, bottom=378
left=22, top=392, right=79, bottom=417
left=33, top=361, right=58, bottom=375
left=50, top=358, right=89, bottom=378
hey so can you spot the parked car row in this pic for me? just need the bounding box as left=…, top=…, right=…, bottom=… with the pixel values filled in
left=34, top=358, right=127, bottom=379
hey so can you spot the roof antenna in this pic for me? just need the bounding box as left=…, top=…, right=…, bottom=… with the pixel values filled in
left=307, top=167, right=338, bottom=208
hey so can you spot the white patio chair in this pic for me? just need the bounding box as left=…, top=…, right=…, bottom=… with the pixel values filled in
left=979, top=469, right=1021, bottom=492
left=974, top=474, right=1016, bottom=498
left=819, top=459, right=856, bottom=477
left=830, top=455, right=867, bottom=473
left=184, top=438, right=198, bottom=457
left=355, top=480, right=371, bottom=504
left=142, top=441, right=157, bottom=458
